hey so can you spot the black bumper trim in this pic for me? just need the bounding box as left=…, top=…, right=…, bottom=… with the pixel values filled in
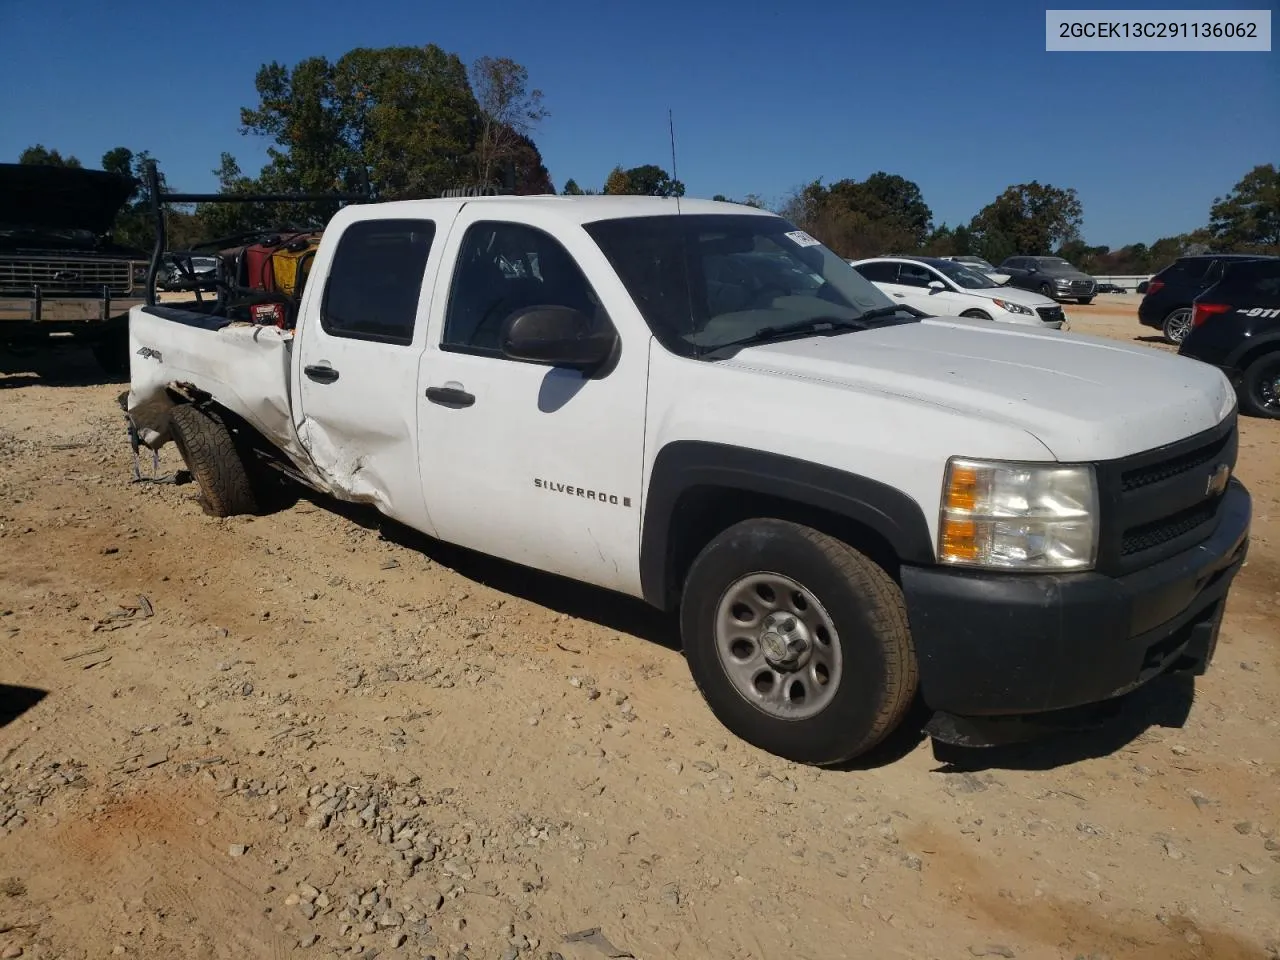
left=900, top=480, right=1250, bottom=717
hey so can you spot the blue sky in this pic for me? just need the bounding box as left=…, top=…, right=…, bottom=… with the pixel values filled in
left=1, top=0, right=1276, bottom=247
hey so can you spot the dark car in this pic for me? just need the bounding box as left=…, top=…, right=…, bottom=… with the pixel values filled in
left=1178, top=257, right=1280, bottom=418
left=1138, top=253, right=1276, bottom=345
left=997, top=256, right=1096, bottom=304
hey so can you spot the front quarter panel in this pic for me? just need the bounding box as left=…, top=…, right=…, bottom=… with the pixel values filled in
left=639, top=340, right=1055, bottom=605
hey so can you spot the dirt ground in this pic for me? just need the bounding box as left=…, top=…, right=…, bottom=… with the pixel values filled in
left=2, top=302, right=1278, bottom=960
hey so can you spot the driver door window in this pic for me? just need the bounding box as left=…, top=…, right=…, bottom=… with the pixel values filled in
left=442, top=221, right=611, bottom=356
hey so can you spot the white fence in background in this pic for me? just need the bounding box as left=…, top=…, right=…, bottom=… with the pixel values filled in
left=1089, top=274, right=1154, bottom=292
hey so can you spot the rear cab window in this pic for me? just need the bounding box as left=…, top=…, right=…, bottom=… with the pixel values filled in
left=322, top=219, right=436, bottom=345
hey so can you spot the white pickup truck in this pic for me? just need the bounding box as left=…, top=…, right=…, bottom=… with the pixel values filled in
left=126, top=195, right=1252, bottom=765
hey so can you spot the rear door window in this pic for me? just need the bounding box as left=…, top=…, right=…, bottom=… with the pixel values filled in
left=321, top=219, right=436, bottom=345
left=854, top=261, right=899, bottom=283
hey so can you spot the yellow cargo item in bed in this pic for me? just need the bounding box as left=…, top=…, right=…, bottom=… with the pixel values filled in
left=270, top=234, right=322, bottom=297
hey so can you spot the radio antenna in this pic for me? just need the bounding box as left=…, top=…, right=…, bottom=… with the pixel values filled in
left=668, top=108, right=681, bottom=215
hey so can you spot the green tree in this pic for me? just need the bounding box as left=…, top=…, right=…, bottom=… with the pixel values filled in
left=563, top=178, right=585, bottom=195
left=239, top=45, right=481, bottom=208
left=504, top=129, right=554, bottom=195
left=969, top=181, right=1083, bottom=258
left=18, top=144, right=82, bottom=167
left=777, top=173, right=932, bottom=257
left=951, top=223, right=973, bottom=255
left=469, top=56, right=548, bottom=188
left=922, top=224, right=955, bottom=256
left=1208, top=163, right=1280, bottom=253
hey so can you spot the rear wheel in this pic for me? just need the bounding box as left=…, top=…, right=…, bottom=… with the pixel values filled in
left=680, top=518, right=918, bottom=766
left=1162, top=307, right=1192, bottom=344
left=1239, top=352, right=1280, bottom=419
left=168, top=403, right=260, bottom=516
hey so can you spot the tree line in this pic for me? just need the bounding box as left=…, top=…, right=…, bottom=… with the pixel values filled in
left=16, top=42, right=1279, bottom=273
left=775, top=166, right=1279, bottom=274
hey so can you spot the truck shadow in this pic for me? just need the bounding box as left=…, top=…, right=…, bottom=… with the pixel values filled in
left=0, top=344, right=125, bottom=388
left=927, top=673, right=1195, bottom=773
left=0, top=684, right=49, bottom=729
left=306, top=492, right=680, bottom=651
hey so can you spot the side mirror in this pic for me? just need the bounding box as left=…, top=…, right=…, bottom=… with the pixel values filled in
left=1026, top=265, right=1038, bottom=274
left=927, top=280, right=946, bottom=293
left=500, top=305, right=618, bottom=371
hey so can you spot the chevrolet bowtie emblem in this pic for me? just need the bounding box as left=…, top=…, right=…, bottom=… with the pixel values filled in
left=1206, top=463, right=1230, bottom=497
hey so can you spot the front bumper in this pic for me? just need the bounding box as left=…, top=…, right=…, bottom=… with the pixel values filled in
left=900, top=479, right=1250, bottom=718
left=1, top=293, right=143, bottom=325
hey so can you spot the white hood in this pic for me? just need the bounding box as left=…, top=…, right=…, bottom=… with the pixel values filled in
left=723, top=317, right=1235, bottom=461
left=967, top=283, right=1050, bottom=307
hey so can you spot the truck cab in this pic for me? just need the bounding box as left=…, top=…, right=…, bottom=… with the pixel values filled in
left=127, top=193, right=1251, bottom=766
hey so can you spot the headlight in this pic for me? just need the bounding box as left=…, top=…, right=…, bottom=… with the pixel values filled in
left=991, top=298, right=1033, bottom=316
left=938, top=458, right=1098, bottom=570
left=132, top=263, right=148, bottom=282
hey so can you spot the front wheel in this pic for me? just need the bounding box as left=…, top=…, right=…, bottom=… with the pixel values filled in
left=960, top=309, right=992, bottom=321
left=680, top=519, right=918, bottom=766
left=1239, top=352, right=1280, bottom=419
left=1040, top=282, right=1057, bottom=299
left=1077, top=297, right=1093, bottom=305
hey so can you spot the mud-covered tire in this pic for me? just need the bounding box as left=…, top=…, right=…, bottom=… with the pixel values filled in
left=680, top=518, right=918, bottom=766
left=168, top=403, right=259, bottom=517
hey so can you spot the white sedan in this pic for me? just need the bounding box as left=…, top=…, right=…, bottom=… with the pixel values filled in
left=849, top=256, right=1067, bottom=329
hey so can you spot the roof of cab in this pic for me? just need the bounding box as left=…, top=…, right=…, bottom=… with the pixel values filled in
left=337, top=194, right=778, bottom=226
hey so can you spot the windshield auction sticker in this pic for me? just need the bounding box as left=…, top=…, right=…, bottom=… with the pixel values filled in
left=784, top=230, right=821, bottom=247
left=1046, top=9, right=1271, bottom=50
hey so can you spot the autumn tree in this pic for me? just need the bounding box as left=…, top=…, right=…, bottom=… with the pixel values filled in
left=1208, top=163, right=1280, bottom=253
left=602, top=164, right=684, bottom=197
left=18, top=144, right=81, bottom=167
left=469, top=56, right=549, bottom=188
left=968, top=182, right=1083, bottom=261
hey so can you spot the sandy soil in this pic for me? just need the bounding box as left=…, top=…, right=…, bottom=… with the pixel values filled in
left=1, top=305, right=1278, bottom=960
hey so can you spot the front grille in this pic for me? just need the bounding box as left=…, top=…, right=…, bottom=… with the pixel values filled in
left=1096, top=418, right=1237, bottom=574
left=1120, top=430, right=1232, bottom=492
left=0, top=258, right=133, bottom=295
left=1122, top=499, right=1218, bottom=555
left=1036, top=305, right=1064, bottom=323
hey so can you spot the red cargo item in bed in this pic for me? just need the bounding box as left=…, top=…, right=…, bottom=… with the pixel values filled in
left=242, top=243, right=278, bottom=292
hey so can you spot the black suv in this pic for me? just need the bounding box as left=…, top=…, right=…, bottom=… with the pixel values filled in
left=1178, top=257, right=1280, bottom=419
left=1139, top=253, right=1276, bottom=345
left=997, top=256, right=1096, bottom=304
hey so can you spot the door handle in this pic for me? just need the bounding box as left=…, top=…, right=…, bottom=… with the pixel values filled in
left=892, top=292, right=905, bottom=298
left=425, top=386, right=475, bottom=409
left=304, top=364, right=340, bottom=384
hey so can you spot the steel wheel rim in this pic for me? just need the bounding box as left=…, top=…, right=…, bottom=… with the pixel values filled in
left=713, top=571, right=843, bottom=720
left=1165, top=309, right=1192, bottom=343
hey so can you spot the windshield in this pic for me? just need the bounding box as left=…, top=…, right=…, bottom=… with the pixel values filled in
left=583, top=214, right=907, bottom=356
left=0, top=224, right=100, bottom=247
left=1038, top=258, right=1075, bottom=273
left=932, top=259, right=998, bottom=289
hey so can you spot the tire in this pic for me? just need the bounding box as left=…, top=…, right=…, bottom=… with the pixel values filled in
left=680, top=518, right=918, bottom=766
left=1039, top=282, right=1056, bottom=299
left=1162, top=307, right=1193, bottom=345
left=960, top=309, right=992, bottom=321
left=1077, top=297, right=1093, bottom=305
left=1238, top=352, right=1280, bottom=419
left=168, top=403, right=260, bottom=517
